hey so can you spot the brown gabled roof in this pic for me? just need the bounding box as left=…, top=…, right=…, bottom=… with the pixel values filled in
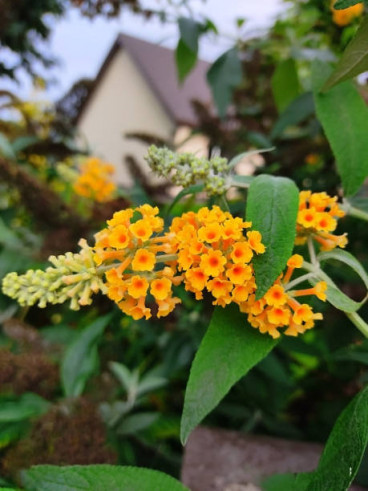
left=76, top=33, right=212, bottom=127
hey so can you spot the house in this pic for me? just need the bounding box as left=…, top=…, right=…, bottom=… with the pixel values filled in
left=76, top=33, right=212, bottom=186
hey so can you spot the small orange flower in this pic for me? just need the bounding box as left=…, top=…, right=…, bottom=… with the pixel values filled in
left=130, top=219, right=153, bottom=241
left=226, top=264, right=252, bottom=285
left=247, top=231, right=266, bottom=254
left=267, top=307, right=291, bottom=326
left=230, top=242, right=253, bottom=264
left=150, top=278, right=172, bottom=301
left=185, top=268, right=208, bottom=291
left=207, top=278, right=233, bottom=299
left=127, top=276, right=149, bottom=299
left=108, top=225, right=131, bottom=249
left=200, top=250, right=227, bottom=277
left=264, top=285, right=287, bottom=307
left=132, top=249, right=156, bottom=271
left=198, top=223, right=222, bottom=243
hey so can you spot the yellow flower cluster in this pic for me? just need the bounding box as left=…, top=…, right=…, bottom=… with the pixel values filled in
left=2, top=203, right=333, bottom=338
left=73, top=157, right=116, bottom=203
left=170, top=206, right=265, bottom=307
left=94, top=205, right=181, bottom=320
left=296, top=191, right=347, bottom=251
left=241, top=255, right=327, bottom=339
left=331, top=0, right=364, bottom=26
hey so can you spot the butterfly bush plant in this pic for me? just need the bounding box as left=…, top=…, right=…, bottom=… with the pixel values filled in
left=4, top=139, right=368, bottom=489
left=4, top=1, right=368, bottom=489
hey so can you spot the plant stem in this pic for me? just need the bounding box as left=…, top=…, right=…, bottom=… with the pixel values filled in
left=346, top=311, right=368, bottom=339
left=285, top=272, right=318, bottom=290
left=342, top=202, right=368, bottom=222
left=307, top=236, right=318, bottom=267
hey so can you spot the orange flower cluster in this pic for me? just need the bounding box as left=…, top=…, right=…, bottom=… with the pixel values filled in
left=169, top=206, right=265, bottom=308
left=93, top=205, right=181, bottom=320
left=73, top=157, right=116, bottom=202
left=331, top=0, right=364, bottom=26
left=296, top=191, right=347, bottom=251
left=241, top=255, right=327, bottom=339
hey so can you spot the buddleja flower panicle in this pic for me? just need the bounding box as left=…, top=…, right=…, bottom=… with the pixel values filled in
left=146, top=145, right=230, bottom=196
left=2, top=198, right=341, bottom=339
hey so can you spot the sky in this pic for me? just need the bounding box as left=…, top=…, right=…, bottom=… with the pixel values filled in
left=5, top=0, right=284, bottom=101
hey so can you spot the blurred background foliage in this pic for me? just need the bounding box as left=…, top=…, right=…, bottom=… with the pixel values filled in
left=0, top=0, right=368, bottom=488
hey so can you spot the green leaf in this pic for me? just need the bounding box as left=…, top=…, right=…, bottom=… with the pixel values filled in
left=0, top=393, right=50, bottom=423
left=180, top=305, right=278, bottom=444
left=246, top=175, right=299, bottom=298
left=333, top=0, right=364, bottom=9
left=0, top=422, right=26, bottom=449
left=228, top=147, right=275, bottom=169
left=324, top=283, right=363, bottom=312
left=178, top=17, right=200, bottom=54
left=11, top=135, right=39, bottom=154
left=310, top=272, right=363, bottom=312
left=136, top=373, right=167, bottom=398
left=230, top=175, right=254, bottom=188
left=313, top=61, right=368, bottom=196
left=318, top=248, right=368, bottom=290
left=323, top=17, right=368, bottom=90
left=262, top=472, right=311, bottom=490
left=207, top=48, right=242, bottom=118
left=22, top=465, right=189, bottom=491
left=61, top=314, right=112, bottom=397
left=0, top=133, right=16, bottom=160
left=109, top=362, right=137, bottom=393
left=117, top=412, right=159, bottom=435
left=262, top=385, right=368, bottom=490
left=0, top=217, right=24, bottom=249
left=271, top=92, right=315, bottom=140
left=271, top=59, right=300, bottom=113
left=175, top=39, right=198, bottom=82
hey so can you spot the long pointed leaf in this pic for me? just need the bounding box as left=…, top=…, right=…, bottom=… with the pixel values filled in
left=61, top=314, right=112, bottom=397
left=313, top=61, right=368, bottom=196
left=180, top=305, right=278, bottom=444
left=323, top=16, right=368, bottom=91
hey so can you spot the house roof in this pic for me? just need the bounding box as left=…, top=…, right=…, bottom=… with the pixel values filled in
left=76, top=33, right=212, bottom=127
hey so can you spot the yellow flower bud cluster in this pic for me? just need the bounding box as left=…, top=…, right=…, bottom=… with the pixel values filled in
left=73, top=157, right=117, bottom=203
left=145, top=145, right=230, bottom=196
left=296, top=191, right=347, bottom=251
left=2, top=239, right=105, bottom=311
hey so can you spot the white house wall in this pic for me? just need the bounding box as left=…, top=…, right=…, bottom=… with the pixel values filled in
left=77, top=48, right=175, bottom=187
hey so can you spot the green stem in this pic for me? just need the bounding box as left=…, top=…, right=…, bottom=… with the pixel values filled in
left=285, top=272, right=318, bottom=290
left=156, top=254, right=177, bottom=263
left=345, top=311, right=368, bottom=339
left=342, top=203, right=368, bottom=222
left=219, top=194, right=230, bottom=211
left=307, top=236, right=319, bottom=267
